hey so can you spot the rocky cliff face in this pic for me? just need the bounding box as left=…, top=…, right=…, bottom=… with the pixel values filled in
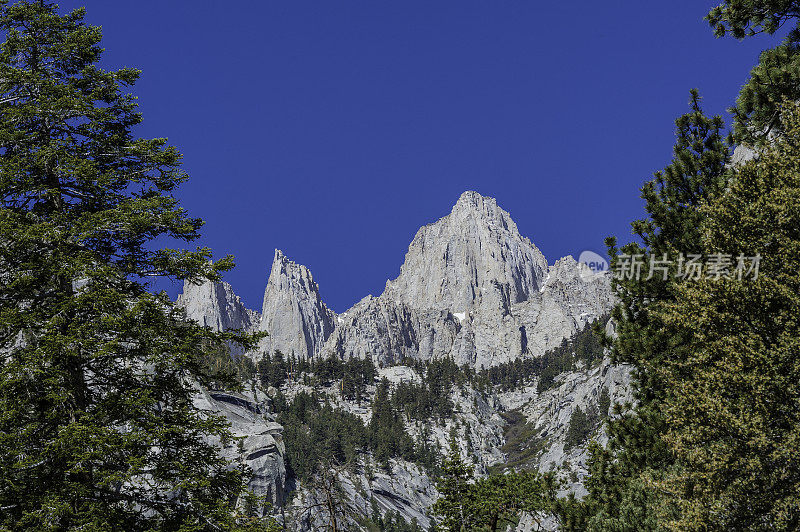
left=176, top=249, right=337, bottom=361
left=177, top=279, right=261, bottom=357
left=177, top=191, right=614, bottom=369
left=384, top=191, right=549, bottom=310
left=322, top=191, right=614, bottom=368
left=194, top=389, right=287, bottom=511
left=175, top=191, right=625, bottom=529
left=177, top=279, right=260, bottom=334
left=258, top=249, right=337, bottom=360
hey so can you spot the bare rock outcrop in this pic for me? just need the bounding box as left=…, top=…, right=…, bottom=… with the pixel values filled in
left=322, top=191, right=614, bottom=367
left=176, top=279, right=260, bottom=357
left=383, top=190, right=549, bottom=310
left=177, top=279, right=260, bottom=334
left=258, top=249, right=337, bottom=359
left=194, top=389, right=286, bottom=512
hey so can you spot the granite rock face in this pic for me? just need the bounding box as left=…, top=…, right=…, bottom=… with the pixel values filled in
left=177, top=279, right=260, bottom=334
left=194, top=389, right=286, bottom=511
left=323, top=295, right=461, bottom=365
left=322, top=191, right=614, bottom=368
left=730, top=143, right=757, bottom=167
left=177, top=191, right=614, bottom=368
left=383, top=191, right=549, bottom=310
left=258, top=249, right=337, bottom=360
left=177, top=279, right=261, bottom=357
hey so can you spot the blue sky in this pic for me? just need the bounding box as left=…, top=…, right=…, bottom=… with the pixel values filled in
left=61, top=1, right=786, bottom=313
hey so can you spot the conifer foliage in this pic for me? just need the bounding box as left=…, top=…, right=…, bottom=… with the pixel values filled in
left=572, top=92, right=731, bottom=530
left=709, top=0, right=800, bottom=143
left=658, top=102, right=800, bottom=529
left=0, top=2, right=258, bottom=529
left=574, top=2, right=800, bottom=529
left=432, top=436, right=555, bottom=531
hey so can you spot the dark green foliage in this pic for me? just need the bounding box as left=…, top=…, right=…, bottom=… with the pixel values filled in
left=275, top=391, right=368, bottom=481
left=311, top=353, right=345, bottom=385
left=264, top=353, right=376, bottom=401
left=467, top=472, right=556, bottom=532
left=535, top=346, right=576, bottom=393
left=391, top=373, right=455, bottom=422
left=389, top=357, right=474, bottom=423
left=494, top=410, right=544, bottom=473
left=370, top=379, right=417, bottom=466
left=537, top=319, right=606, bottom=393
left=730, top=38, right=800, bottom=144
left=362, top=502, right=423, bottom=531
left=635, top=89, right=728, bottom=253
left=0, top=2, right=260, bottom=529
left=341, top=357, right=377, bottom=403
left=572, top=92, right=731, bottom=530
left=598, top=387, right=611, bottom=418
left=257, top=350, right=289, bottom=388
left=391, top=380, right=442, bottom=421
left=275, top=381, right=430, bottom=483
left=564, top=407, right=599, bottom=451
left=431, top=437, right=475, bottom=531
left=707, top=2, right=800, bottom=143
left=199, top=349, right=258, bottom=389
left=432, top=436, right=557, bottom=531
left=707, top=0, right=800, bottom=38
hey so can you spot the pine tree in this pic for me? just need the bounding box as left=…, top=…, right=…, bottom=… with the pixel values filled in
left=578, top=4, right=800, bottom=529
left=470, top=472, right=555, bottom=532
left=707, top=0, right=800, bottom=38
left=598, top=387, right=611, bottom=418
left=0, top=2, right=259, bottom=529
left=431, top=436, right=474, bottom=531
left=564, top=407, right=597, bottom=451
left=572, top=91, right=730, bottom=531
left=708, top=1, right=800, bottom=144
left=656, top=101, right=800, bottom=530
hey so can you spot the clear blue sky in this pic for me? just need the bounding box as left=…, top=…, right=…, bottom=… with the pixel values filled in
left=61, top=1, right=786, bottom=313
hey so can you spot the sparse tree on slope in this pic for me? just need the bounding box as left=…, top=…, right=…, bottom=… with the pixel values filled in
left=432, top=435, right=475, bottom=531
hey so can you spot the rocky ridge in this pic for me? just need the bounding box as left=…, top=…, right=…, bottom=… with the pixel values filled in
left=176, top=191, right=628, bottom=529
left=177, top=279, right=260, bottom=333
left=178, top=191, right=613, bottom=369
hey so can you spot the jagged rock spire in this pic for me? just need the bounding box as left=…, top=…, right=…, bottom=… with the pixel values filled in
left=177, top=279, right=260, bottom=333
left=258, top=249, right=336, bottom=360
left=323, top=191, right=613, bottom=368
left=177, top=192, right=613, bottom=368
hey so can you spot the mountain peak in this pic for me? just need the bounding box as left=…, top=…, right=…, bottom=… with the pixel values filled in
left=451, top=190, right=498, bottom=215
left=271, top=248, right=298, bottom=270
left=259, top=250, right=336, bottom=359
left=384, top=191, right=547, bottom=311
left=449, top=191, right=521, bottom=235
left=452, top=190, right=489, bottom=209
left=268, top=249, right=320, bottom=289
